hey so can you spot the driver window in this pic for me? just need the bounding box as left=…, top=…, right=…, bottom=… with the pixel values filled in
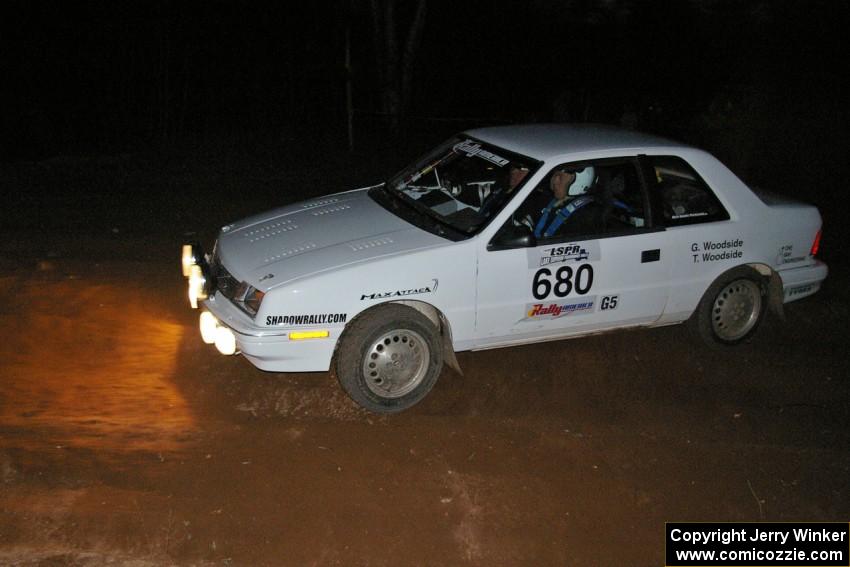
left=510, top=160, right=647, bottom=242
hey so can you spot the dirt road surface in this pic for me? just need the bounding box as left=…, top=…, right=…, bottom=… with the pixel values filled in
left=1, top=157, right=849, bottom=566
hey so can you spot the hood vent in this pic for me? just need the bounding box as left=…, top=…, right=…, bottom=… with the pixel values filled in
left=348, top=236, right=395, bottom=252
left=311, top=203, right=352, bottom=216
left=263, top=242, right=318, bottom=264
left=244, top=220, right=299, bottom=243
left=301, top=198, right=340, bottom=209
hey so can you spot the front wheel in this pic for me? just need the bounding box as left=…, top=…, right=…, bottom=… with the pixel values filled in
left=692, top=266, right=766, bottom=346
left=334, top=304, right=443, bottom=413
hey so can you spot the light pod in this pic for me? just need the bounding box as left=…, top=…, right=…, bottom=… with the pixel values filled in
left=214, top=326, right=237, bottom=356
left=199, top=311, right=218, bottom=344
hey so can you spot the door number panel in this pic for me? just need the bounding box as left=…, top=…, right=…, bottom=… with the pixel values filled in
left=532, top=264, right=594, bottom=300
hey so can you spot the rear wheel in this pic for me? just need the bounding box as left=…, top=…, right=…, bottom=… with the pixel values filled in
left=335, top=304, right=443, bottom=413
left=693, top=267, right=766, bottom=346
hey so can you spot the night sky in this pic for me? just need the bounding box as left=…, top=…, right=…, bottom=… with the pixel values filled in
left=2, top=0, right=848, bottom=176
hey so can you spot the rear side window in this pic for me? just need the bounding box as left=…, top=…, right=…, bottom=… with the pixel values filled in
left=647, top=156, right=729, bottom=226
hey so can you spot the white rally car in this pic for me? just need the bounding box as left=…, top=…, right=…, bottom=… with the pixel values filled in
left=182, top=124, right=827, bottom=413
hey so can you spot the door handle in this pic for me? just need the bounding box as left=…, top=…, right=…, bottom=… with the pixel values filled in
left=641, top=249, right=660, bottom=263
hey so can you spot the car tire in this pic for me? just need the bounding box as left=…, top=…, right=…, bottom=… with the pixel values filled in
left=692, top=266, right=766, bottom=347
left=334, top=303, right=443, bottom=414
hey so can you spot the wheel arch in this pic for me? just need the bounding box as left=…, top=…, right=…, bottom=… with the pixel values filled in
left=746, top=262, right=785, bottom=320
left=392, top=300, right=463, bottom=376
left=692, top=262, right=783, bottom=324
left=690, top=263, right=770, bottom=346
left=334, top=300, right=462, bottom=376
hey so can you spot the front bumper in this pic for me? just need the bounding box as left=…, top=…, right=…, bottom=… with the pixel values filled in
left=778, top=259, right=828, bottom=303
left=182, top=242, right=340, bottom=372
left=201, top=293, right=340, bottom=372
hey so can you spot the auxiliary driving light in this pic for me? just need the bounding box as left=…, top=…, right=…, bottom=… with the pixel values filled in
left=181, top=243, right=203, bottom=277
left=214, top=326, right=237, bottom=355
left=199, top=311, right=218, bottom=344
left=188, top=264, right=208, bottom=309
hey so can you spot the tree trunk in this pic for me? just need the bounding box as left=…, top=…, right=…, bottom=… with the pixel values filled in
left=367, top=0, right=427, bottom=132
left=400, top=0, right=427, bottom=120
left=345, top=25, right=354, bottom=151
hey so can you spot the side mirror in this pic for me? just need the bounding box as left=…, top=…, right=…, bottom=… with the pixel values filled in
left=489, top=224, right=537, bottom=250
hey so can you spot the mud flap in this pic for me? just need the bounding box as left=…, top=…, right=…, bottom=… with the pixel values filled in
left=768, top=271, right=785, bottom=321
left=439, top=312, right=463, bottom=376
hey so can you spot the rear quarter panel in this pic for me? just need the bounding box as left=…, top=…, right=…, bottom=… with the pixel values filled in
left=655, top=148, right=804, bottom=323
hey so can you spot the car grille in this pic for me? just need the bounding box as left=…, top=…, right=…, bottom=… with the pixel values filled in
left=215, top=263, right=243, bottom=302
left=211, top=254, right=253, bottom=316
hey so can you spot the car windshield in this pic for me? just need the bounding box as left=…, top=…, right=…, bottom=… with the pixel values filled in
left=374, top=137, right=539, bottom=237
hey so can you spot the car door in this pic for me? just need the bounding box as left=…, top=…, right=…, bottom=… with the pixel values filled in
left=474, top=157, right=672, bottom=347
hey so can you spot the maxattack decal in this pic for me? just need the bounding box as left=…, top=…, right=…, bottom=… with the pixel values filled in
left=523, top=296, right=597, bottom=320
left=529, top=241, right=601, bottom=269
left=691, top=239, right=743, bottom=263
left=266, top=313, right=348, bottom=326
left=360, top=279, right=438, bottom=301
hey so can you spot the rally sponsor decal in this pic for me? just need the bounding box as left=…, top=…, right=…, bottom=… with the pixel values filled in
left=671, top=211, right=709, bottom=220
left=360, top=279, right=438, bottom=301
left=777, top=244, right=804, bottom=265
left=522, top=296, right=597, bottom=320
left=452, top=140, right=509, bottom=167
left=691, top=238, right=743, bottom=263
left=787, top=284, right=815, bottom=298
left=528, top=241, right=601, bottom=269
left=266, top=313, right=348, bottom=326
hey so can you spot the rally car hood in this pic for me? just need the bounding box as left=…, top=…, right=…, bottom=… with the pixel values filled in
left=215, top=188, right=449, bottom=290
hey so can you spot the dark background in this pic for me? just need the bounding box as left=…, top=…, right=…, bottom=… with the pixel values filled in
left=2, top=5, right=850, bottom=564
left=2, top=0, right=848, bottom=254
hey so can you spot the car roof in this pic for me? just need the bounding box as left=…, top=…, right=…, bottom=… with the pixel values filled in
left=465, top=123, right=689, bottom=161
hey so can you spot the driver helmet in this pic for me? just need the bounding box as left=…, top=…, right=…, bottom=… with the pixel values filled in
left=567, top=166, right=596, bottom=196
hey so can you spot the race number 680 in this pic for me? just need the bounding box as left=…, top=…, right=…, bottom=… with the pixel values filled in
left=532, top=264, right=594, bottom=300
